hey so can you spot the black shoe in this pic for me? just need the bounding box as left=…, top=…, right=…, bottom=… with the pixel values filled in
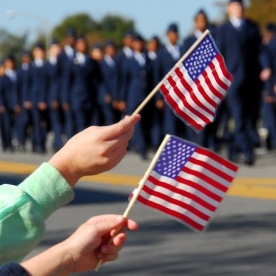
left=244, top=156, right=255, bottom=166
left=141, top=153, right=148, bottom=161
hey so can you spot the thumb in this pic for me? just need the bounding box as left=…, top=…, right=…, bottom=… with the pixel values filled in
left=100, top=114, right=141, bottom=141
left=87, top=215, right=125, bottom=236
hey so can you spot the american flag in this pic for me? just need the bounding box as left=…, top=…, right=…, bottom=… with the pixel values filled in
left=160, top=32, right=233, bottom=131
left=132, top=135, right=239, bottom=232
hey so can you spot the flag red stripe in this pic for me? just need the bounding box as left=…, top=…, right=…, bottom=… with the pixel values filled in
left=167, top=76, right=211, bottom=124
left=194, top=78, right=217, bottom=108
left=216, top=55, right=233, bottom=82
left=148, top=175, right=216, bottom=212
left=201, top=70, right=224, bottom=100
left=189, top=156, right=234, bottom=183
left=160, top=84, right=203, bottom=130
left=176, top=175, right=223, bottom=202
left=196, top=147, right=239, bottom=172
left=182, top=166, right=228, bottom=192
left=209, top=62, right=229, bottom=91
left=175, top=68, right=214, bottom=116
left=142, top=184, right=210, bottom=221
left=137, top=194, right=205, bottom=231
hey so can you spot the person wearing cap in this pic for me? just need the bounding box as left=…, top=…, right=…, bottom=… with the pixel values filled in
left=145, top=35, right=163, bottom=150
left=89, top=42, right=104, bottom=62
left=30, top=43, right=49, bottom=154
left=182, top=9, right=222, bottom=151
left=63, top=35, right=100, bottom=133
left=120, top=33, right=151, bottom=159
left=58, top=28, right=77, bottom=141
left=0, top=54, right=20, bottom=152
left=154, top=23, right=181, bottom=139
left=117, top=31, right=134, bottom=113
left=98, top=40, right=121, bottom=125
left=16, top=51, right=33, bottom=151
left=216, top=0, right=268, bottom=165
left=46, top=40, right=64, bottom=152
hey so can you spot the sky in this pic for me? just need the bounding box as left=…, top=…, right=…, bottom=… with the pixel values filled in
left=0, top=0, right=226, bottom=43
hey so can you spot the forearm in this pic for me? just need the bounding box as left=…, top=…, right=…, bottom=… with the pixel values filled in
left=48, top=147, right=80, bottom=187
left=21, top=242, right=73, bottom=276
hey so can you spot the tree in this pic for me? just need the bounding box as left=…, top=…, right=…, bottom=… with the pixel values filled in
left=52, top=13, right=98, bottom=42
left=51, top=13, right=136, bottom=46
left=99, top=14, right=135, bottom=44
left=245, top=0, right=276, bottom=30
left=0, top=29, right=28, bottom=64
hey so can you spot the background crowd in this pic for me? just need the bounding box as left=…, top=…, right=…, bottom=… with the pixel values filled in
left=1, top=0, right=276, bottom=166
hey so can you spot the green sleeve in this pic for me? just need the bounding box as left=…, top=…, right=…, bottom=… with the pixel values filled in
left=0, top=162, right=74, bottom=265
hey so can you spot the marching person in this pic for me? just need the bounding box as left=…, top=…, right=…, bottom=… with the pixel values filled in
left=58, top=28, right=77, bottom=140
left=261, top=25, right=276, bottom=151
left=30, top=43, right=49, bottom=154
left=121, top=33, right=152, bottom=159
left=99, top=40, right=121, bottom=125
left=0, top=55, right=19, bottom=152
left=117, top=31, right=134, bottom=114
left=182, top=9, right=221, bottom=150
left=154, top=23, right=182, bottom=138
left=46, top=39, right=63, bottom=152
left=146, top=35, right=163, bottom=150
left=216, top=0, right=266, bottom=165
left=17, top=51, right=33, bottom=151
left=63, top=35, right=99, bottom=133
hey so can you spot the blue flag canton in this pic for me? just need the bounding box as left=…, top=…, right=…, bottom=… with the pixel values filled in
left=183, top=35, right=218, bottom=81
left=154, top=137, right=197, bottom=179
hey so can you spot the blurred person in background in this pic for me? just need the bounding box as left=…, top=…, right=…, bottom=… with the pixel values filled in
left=64, top=35, right=100, bottom=133
left=261, top=23, right=276, bottom=151
left=154, top=23, right=182, bottom=138
left=47, top=39, right=63, bottom=152
left=117, top=31, right=134, bottom=114
left=121, top=33, right=152, bottom=160
left=99, top=40, right=120, bottom=125
left=58, top=28, right=77, bottom=141
left=16, top=51, right=33, bottom=152
left=0, top=55, right=20, bottom=152
left=182, top=9, right=222, bottom=151
left=89, top=43, right=104, bottom=126
left=146, top=35, right=163, bottom=150
left=30, top=43, right=49, bottom=154
left=216, top=0, right=267, bottom=165
left=89, top=42, right=104, bottom=62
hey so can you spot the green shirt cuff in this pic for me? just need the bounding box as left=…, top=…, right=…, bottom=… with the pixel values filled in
left=19, top=162, right=74, bottom=220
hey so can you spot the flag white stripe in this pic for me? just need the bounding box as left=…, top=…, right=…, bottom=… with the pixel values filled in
left=178, top=171, right=226, bottom=198
left=163, top=80, right=208, bottom=125
left=185, top=161, right=232, bottom=188
left=197, top=74, right=221, bottom=104
left=145, top=180, right=214, bottom=216
left=205, top=66, right=227, bottom=96
left=139, top=189, right=208, bottom=226
left=150, top=171, right=221, bottom=207
left=178, top=65, right=216, bottom=113
left=192, top=152, right=237, bottom=178
left=213, top=58, right=232, bottom=87
left=172, top=73, right=214, bottom=121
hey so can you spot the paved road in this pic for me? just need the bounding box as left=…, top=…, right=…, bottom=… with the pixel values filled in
left=1, top=148, right=276, bottom=275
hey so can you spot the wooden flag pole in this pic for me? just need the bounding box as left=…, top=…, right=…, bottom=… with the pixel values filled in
left=132, top=29, right=210, bottom=116
left=94, top=134, right=171, bottom=271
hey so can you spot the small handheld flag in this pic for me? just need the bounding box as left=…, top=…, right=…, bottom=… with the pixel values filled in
left=133, top=30, right=233, bottom=131
left=130, top=135, right=239, bottom=232
left=95, top=135, right=238, bottom=270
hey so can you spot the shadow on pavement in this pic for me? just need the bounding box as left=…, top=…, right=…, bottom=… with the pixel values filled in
left=0, top=174, right=129, bottom=205
left=37, top=212, right=276, bottom=276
